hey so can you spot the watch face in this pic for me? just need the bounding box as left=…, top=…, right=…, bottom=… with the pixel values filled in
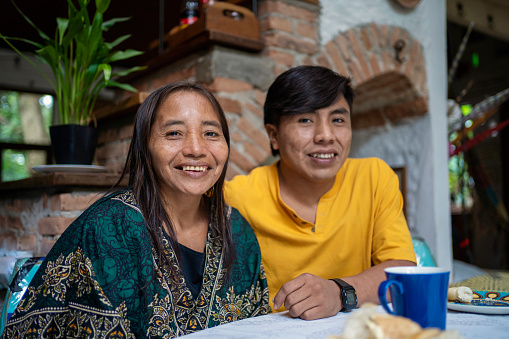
left=342, top=286, right=357, bottom=309
left=346, top=291, right=356, bottom=304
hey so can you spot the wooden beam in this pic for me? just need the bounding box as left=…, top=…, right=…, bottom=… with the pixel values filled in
left=93, top=91, right=150, bottom=121
left=447, top=0, right=509, bottom=42
left=0, top=172, right=126, bottom=192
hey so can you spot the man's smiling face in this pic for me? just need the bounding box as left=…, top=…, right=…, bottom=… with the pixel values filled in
left=265, top=95, right=352, bottom=185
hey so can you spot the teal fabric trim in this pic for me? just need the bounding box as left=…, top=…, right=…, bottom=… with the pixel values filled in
left=412, top=236, right=437, bottom=267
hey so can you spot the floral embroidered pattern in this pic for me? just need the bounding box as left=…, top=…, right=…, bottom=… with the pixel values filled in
left=147, top=231, right=227, bottom=336
left=112, top=190, right=141, bottom=214
left=3, top=248, right=133, bottom=339
left=4, top=302, right=134, bottom=339
left=17, top=248, right=112, bottom=315
left=213, top=264, right=270, bottom=324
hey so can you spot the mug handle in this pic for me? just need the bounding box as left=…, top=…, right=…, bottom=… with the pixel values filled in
left=378, top=279, right=403, bottom=315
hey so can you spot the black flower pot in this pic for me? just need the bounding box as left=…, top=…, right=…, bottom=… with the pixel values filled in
left=49, top=125, right=98, bottom=165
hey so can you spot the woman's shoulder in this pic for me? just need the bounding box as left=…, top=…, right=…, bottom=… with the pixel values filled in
left=79, top=189, right=143, bottom=220
left=61, top=189, right=146, bottom=243
left=229, top=207, right=259, bottom=248
left=47, top=189, right=150, bottom=267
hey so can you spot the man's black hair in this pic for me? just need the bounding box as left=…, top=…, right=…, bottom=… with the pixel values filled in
left=264, top=66, right=355, bottom=156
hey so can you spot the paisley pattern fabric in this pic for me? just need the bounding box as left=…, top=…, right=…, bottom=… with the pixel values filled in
left=1, top=190, right=270, bottom=338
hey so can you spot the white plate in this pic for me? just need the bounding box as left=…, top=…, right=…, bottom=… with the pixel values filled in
left=447, top=301, right=509, bottom=315
left=32, top=165, right=107, bottom=173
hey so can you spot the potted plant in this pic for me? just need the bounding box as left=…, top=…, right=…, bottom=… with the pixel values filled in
left=0, top=0, right=145, bottom=165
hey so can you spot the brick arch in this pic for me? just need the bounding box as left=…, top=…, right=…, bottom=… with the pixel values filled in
left=310, top=24, right=428, bottom=129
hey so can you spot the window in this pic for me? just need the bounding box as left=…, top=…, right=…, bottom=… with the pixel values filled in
left=0, top=91, right=53, bottom=182
left=449, top=154, right=474, bottom=210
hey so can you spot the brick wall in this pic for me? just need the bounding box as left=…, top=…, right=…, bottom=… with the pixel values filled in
left=0, top=191, right=103, bottom=257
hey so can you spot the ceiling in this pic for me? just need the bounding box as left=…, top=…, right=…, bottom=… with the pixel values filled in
left=447, top=0, right=509, bottom=43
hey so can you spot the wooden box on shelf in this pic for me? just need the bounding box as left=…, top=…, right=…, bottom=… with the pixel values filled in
left=155, top=2, right=263, bottom=52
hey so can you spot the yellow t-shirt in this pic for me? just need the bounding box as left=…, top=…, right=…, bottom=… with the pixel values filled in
left=225, top=157, right=416, bottom=311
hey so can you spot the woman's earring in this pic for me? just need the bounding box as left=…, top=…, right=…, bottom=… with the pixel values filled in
left=205, top=187, right=214, bottom=198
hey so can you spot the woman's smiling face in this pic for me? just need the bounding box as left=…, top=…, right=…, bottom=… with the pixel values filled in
left=148, top=90, right=229, bottom=199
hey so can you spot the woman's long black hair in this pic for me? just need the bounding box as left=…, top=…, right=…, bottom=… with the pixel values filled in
left=115, top=80, right=235, bottom=281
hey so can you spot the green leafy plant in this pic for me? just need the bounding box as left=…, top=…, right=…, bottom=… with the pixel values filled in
left=0, top=0, right=145, bottom=126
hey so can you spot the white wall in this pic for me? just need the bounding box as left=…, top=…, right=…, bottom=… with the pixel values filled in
left=320, top=0, right=452, bottom=270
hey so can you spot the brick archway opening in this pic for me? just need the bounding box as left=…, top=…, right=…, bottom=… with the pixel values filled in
left=312, top=24, right=429, bottom=129
left=352, top=72, right=428, bottom=129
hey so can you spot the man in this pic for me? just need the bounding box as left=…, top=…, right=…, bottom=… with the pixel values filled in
left=225, top=66, right=416, bottom=320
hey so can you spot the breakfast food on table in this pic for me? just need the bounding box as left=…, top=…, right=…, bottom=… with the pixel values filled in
left=447, top=286, right=473, bottom=303
left=328, top=303, right=464, bottom=339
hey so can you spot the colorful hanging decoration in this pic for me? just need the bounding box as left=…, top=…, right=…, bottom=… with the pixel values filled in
left=449, top=88, right=509, bottom=135
left=450, top=117, right=509, bottom=157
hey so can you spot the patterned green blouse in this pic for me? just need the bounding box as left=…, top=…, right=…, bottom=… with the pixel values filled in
left=2, top=190, right=270, bottom=338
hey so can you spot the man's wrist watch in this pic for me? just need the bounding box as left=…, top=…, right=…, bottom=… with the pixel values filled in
left=330, top=278, right=357, bottom=311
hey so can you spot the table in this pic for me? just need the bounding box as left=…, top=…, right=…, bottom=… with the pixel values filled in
left=183, top=306, right=509, bottom=339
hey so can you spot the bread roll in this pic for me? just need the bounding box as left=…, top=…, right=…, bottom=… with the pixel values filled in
left=330, top=303, right=465, bottom=339
left=447, top=286, right=473, bottom=303
left=371, top=313, right=421, bottom=339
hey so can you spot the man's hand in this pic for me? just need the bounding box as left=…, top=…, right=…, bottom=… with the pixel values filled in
left=273, top=273, right=342, bottom=320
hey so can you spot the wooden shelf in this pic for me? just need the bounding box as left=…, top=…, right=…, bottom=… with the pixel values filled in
left=94, top=91, right=150, bottom=121
left=130, top=32, right=262, bottom=83
left=89, top=1, right=267, bottom=121
left=122, top=2, right=264, bottom=84
left=0, top=172, right=126, bottom=193
left=166, top=2, right=262, bottom=51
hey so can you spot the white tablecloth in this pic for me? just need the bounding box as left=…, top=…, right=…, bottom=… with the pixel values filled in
left=183, top=306, right=509, bottom=339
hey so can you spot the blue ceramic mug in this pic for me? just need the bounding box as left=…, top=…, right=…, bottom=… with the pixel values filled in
left=378, top=266, right=450, bottom=329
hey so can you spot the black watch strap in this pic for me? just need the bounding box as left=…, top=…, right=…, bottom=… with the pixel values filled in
left=330, top=278, right=357, bottom=311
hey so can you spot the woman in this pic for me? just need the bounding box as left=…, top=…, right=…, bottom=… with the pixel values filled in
left=2, top=82, right=270, bottom=338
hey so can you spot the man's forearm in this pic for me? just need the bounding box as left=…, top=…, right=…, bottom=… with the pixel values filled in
left=341, top=260, right=416, bottom=306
